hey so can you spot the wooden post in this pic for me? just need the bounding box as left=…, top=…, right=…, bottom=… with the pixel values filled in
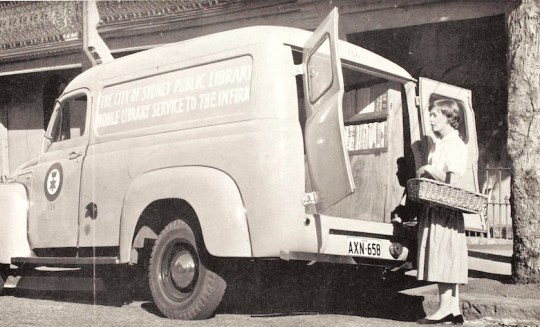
left=0, top=102, right=8, bottom=181
left=506, top=0, right=540, bottom=283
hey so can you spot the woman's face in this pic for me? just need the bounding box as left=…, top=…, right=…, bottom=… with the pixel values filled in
left=429, top=107, right=450, bottom=134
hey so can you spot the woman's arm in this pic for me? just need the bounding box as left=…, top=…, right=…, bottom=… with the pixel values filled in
left=417, top=164, right=456, bottom=184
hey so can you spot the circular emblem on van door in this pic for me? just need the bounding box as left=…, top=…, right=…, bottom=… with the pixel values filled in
left=44, top=163, right=63, bottom=202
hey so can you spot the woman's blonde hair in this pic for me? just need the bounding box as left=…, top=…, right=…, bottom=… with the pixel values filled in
left=430, top=99, right=460, bottom=129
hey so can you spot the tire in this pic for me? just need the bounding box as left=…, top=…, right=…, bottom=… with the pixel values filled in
left=149, top=220, right=226, bottom=320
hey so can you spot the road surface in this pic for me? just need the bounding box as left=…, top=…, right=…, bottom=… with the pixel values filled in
left=0, top=261, right=427, bottom=326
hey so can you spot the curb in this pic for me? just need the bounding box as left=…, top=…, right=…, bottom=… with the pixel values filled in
left=422, top=293, right=540, bottom=322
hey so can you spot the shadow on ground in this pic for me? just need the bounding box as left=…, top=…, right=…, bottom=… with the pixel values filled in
left=468, top=269, right=511, bottom=281
left=214, top=260, right=426, bottom=322
left=4, top=266, right=127, bottom=307
left=3, top=260, right=427, bottom=322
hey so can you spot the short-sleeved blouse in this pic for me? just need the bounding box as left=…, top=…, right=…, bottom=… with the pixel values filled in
left=428, top=130, right=467, bottom=180
left=417, top=129, right=469, bottom=284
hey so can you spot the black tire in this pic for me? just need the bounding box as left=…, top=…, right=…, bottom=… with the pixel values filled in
left=149, top=220, right=226, bottom=320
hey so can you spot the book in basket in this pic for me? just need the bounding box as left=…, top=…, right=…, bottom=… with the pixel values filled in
left=406, top=178, right=488, bottom=214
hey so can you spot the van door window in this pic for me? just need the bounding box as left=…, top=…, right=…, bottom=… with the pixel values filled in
left=307, top=37, right=333, bottom=103
left=47, top=95, right=87, bottom=144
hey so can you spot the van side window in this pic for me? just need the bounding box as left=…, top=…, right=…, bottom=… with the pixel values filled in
left=48, top=95, right=87, bottom=143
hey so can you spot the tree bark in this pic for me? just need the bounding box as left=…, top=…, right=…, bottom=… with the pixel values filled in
left=507, top=0, right=540, bottom=283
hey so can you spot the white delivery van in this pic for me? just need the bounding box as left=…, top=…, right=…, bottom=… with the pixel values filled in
left=0, top=9, right=480, bottom=319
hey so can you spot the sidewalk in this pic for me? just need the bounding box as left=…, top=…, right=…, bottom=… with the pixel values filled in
left=401, top=239, right=540, bottom=325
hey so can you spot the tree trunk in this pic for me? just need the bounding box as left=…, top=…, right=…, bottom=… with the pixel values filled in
left=506, top=0, right=540, bottom=284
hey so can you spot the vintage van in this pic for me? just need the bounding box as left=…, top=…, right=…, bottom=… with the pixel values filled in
left=0, top=9, right=480, bottom=320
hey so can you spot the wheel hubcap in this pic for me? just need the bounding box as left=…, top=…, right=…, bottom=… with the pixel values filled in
left=160, top=240, right=199, bottom=301
left=170, top=250, right=196, bottom=289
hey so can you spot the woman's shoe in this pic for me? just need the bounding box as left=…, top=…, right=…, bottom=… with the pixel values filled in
left=416, top=313, right=454, bottom=324
left=452, top=314, right=464, bottom=325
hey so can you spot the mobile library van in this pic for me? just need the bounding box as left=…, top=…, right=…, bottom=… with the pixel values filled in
left=0, top=9, right=479, bottom=320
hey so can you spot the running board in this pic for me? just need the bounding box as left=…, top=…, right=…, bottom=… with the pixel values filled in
left=12, top=256, right=119, bottom=266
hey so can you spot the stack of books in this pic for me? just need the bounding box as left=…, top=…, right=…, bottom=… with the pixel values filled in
left=345, top=121, right=387, bottom=151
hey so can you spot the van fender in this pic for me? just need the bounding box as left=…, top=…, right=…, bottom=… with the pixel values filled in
left=0, top=183, right=32, bottom=264
left=119, top=166, right=251, bottom=262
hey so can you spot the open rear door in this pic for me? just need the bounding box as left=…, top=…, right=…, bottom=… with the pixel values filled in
left=303, top=8, right=355, bottom=212
left=418, top=78, right=479, bottom=191
left=419, top=78, right=486, bottom=231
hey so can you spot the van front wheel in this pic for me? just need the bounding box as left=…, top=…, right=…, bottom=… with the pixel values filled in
left=149, top=220, right=226, bottom=320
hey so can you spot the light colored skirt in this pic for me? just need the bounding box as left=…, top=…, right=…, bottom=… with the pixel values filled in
left=417, top=205, right=468, bottom=284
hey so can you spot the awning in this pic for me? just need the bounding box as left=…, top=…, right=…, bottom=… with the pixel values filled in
left=0, top=51, right=83, bottom=77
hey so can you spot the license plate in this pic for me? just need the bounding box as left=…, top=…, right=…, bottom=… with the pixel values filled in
left=347, top=238, right=382, bottom=257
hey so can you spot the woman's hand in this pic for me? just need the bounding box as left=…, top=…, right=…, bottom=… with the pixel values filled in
left=417, top=165, right=454, bottom=183
left=416, top=165, right=433, bottom=178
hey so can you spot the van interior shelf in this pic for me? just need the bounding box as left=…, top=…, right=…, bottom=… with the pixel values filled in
left=348, top=147, right=388, bottom=156
left=345, top=110, right=388, bottom=124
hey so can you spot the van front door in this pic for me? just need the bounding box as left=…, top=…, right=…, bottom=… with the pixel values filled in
left=303, top=8, right=355, bottom=212
left=28, top=92, right=89, bottom=249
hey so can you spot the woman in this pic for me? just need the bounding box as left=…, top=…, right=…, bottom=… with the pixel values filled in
left=416, top=99, right=468, bottom=325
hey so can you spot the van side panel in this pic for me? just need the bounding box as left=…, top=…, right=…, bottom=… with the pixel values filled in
left=119, top=118, right=313, bottom=258
left=119, top=166, right=251, bottom=261
left=79, top=43, right=319, bottom=259
left=238, top=120, right=318, bottom=257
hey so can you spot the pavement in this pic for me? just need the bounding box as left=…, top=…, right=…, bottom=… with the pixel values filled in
left=3, top=238, right=539, bottom=325
left=401, top=238, right=540, bottom=326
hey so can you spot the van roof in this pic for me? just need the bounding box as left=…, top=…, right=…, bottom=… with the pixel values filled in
left=66, top=26, right=414, bottom=92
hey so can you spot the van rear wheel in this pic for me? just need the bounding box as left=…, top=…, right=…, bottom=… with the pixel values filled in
left=149, top=220, right=226, bottom=320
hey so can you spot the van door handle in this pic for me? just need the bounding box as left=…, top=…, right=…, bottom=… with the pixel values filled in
left=69, top=151, right=83, bottom=160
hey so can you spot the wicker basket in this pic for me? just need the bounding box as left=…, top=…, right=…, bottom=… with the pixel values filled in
left=407, top=178, right=488, bottom=214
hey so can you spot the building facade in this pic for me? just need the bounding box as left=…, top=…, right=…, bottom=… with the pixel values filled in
left=0, top=0, right=508, bottom=188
